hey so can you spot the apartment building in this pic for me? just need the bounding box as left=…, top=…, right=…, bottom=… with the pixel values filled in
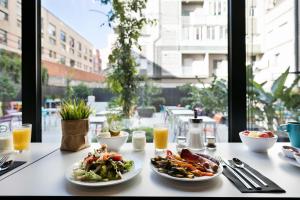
left=0, top=0, right=21, bottom=54
left=246, top=0, right=296, bottom=87
left=132, top=0, right=297, bottom=88
left=134, top=0, right=228, bottom=87
left=0, top=0, right=103, bottom=87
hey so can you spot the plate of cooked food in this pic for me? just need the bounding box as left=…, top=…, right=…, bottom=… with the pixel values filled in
left=150, top=148, right=223, bottom=181
left=65, top=144, right=142, bottom=187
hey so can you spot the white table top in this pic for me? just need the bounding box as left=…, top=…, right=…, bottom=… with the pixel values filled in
left=89, top=116, right=106, bottom=124
left=0, top=143, right=59, bottom=181
left=0, top=143, right=299, bottom=197
left=169, top=109, right=194, bottom=116
left=95, top=110, right=120, bottom=116
left=7, top=112, right=22, bottom=117
left=177, top=115, right=216, bottom=123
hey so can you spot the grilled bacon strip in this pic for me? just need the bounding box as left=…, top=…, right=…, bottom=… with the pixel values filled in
left=180, top=149, right=219, bottom=172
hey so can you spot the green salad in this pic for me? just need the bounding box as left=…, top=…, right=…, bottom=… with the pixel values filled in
left=72, top=144, right=134, bottom=182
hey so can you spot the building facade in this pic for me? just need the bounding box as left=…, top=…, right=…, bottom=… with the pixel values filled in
left=0, top=0, right=103, bottom=87
left=135, top=0, right=228, bottom=88
left=246, top=0, right=296, bottom=88
left=132, top=0, right=297, bottom=88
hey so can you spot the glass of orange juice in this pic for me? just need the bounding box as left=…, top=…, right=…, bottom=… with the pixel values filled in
left=12, top=124, right=32, bottom=153
left=153, top=123, right=169, bottom=156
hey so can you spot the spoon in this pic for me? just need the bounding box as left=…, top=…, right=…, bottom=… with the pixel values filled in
left=232, top=158, right=268, bottom=187
left=0, top=160, right=14, bottom=171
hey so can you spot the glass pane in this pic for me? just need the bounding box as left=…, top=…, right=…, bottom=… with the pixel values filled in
left=41, top=0, right=228, bottom=143
left=0, top=0, right=22, bottom=131
left=246, top=0, right=300, bottom=141
left=41, top=0, right=109, bottom=142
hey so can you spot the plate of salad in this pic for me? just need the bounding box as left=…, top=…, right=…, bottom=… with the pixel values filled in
left=65, top=144, right=142, bottom=187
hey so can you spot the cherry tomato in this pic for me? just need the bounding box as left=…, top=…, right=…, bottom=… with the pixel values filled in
left=111, top=154, right=123, bottom=161
left=264, top=131, right=274, bottom=137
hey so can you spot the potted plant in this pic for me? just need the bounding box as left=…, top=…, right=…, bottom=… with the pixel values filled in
left=59, top=99, right=92, bottom=151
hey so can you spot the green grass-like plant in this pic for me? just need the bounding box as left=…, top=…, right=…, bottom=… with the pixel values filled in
left=59, top=99, right=92, bottom=120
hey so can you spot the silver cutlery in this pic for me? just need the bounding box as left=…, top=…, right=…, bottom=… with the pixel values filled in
left=216, top=156, right=253, bottom=190
left=228, top=160, right=262, bottom=190
left=0, top=155, right=9, bottom=168
left=233, top=158, right=268, bottom=187
left=0, top=160, right=14, bottom=171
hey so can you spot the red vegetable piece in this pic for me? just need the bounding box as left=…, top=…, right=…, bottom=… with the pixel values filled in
left=111, top=154, right=123, bottom=161
left=259, top=133, right=269, bottom=138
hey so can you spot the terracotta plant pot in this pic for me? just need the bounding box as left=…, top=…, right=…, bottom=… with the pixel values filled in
left=60, top=119, right=90, bottom=152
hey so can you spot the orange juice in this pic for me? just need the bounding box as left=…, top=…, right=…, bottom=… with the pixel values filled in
left=153, top=127, right=168, bottom=149
left=13, top=128, right=31, bottom=151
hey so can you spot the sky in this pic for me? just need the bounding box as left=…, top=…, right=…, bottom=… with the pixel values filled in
left=42, top=0, right=113, bottom=49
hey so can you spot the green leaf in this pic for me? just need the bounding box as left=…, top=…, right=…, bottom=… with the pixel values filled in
left=271, top=67, right=289, bottom=98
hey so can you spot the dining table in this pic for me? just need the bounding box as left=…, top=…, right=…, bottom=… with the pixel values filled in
left=0, top=142, right=299, bottom=199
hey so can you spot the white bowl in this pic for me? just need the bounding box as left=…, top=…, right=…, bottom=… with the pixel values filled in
left=239, top=132, right=278, bottom=152
left=282, top=146, right=300, bottom=159
left=294, top=153, right=300, bottom=164
left=96, top=131, right=129, bottom=152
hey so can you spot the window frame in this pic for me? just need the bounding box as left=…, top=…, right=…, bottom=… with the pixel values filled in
left=22, top=0, right=247, bottom=142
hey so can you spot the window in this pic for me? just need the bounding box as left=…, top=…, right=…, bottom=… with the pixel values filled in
left=219, top=26, right=223, bottom=39
left=17, top=19, right=21, bottom=27
left=77, top=42, right=81, bottom=51
left=49, top=37, right=56, bottom=45
left=70, top=59, right=75, bottom=67
left=212, top=26, right=215, bottom=40
left=17, top=38, right=21, bottom=50
left=0, top=0, right=22, bottom=137
left=48, top=23, right=56, bottom=37
left=60, top=43, right=66, bottom=50
left=207, top=26, right=211, bottom=39
left=16, top=0, right=21, bottom=17
left=60, top=56, right=66, bottom=65
left=49, top=50, right=53, bottom=58
left=60, top=31, right=66, bottom=42
left=0, top=0, right=8, bottom=8
left=0, top=10, right=8, bottom=21
left=196, top=27, right=200, bottom=40
left=48, top=50, right=56, bottom=59
left=69, top=36, right=74, bottom=48
left=0, top=29, right=7, bottom=45
left=249, top=6, right=256, bottom=16
left=246, top=0, right=299, bottom=140
left=77, top=61, right=81, bottom=68
left=39, top=0, right=228, bottom=143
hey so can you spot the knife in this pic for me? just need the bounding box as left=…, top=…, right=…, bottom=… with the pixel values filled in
left=222, top=159, right=253, bottom=190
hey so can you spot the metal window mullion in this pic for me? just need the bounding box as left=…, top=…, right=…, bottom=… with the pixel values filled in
left=21, top=0, right=42, bottom=142
left=228, top=0, right=246, bottom=142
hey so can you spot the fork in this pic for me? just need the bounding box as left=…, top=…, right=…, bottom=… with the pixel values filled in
left=216, top=156, right=253, bottom=190
left=0, top=155, right=9, bottom=168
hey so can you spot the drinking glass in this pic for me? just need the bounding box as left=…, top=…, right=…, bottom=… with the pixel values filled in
left=153, top=123, right=169, bottom=156
left=132, top=131, right=146, bottom=151
left=12, top=124, right=32, bottom=153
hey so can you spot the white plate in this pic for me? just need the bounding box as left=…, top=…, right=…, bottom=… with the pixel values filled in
left=278, top=152, right=300, bottom=168
left=65, top=157, right=142, bottom=187
left=150, top=161, right=223, bottom=182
